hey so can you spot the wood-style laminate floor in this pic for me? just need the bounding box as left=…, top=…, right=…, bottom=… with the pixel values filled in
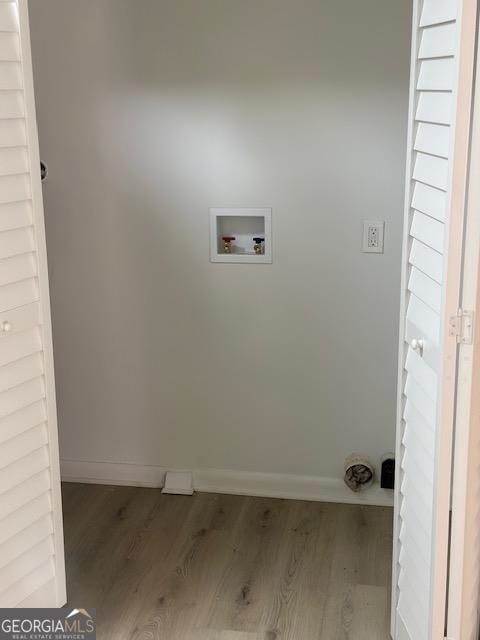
left=62, top=483, right=393, bottom=640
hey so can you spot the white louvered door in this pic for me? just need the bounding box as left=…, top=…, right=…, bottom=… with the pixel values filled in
left=0, top=0, right=66, bottom=607
left=392, top=0, right=477, bottom=638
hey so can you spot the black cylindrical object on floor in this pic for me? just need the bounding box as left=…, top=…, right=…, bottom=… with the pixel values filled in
left=381, top=458, right=395, bottom=490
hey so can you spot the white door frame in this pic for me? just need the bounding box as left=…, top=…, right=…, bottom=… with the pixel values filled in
left=447, top=17, right=480, bottom=637
left=430, top=0, right=478, bottom=636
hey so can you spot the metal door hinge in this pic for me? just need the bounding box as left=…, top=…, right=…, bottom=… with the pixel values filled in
left=449, top=309, right=474, bottom=344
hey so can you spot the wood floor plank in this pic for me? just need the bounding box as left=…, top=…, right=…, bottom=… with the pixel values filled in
left=320, top=584, right=390, bottom=639
left=61, top=483, right=393, bottom=640
left=258, top=500, right=336, bottom=639
left=115, top=493, right=248, bottom=640
left=190, top=631, right=267, bottom=640
left=206, top=496, right=292, bottom=634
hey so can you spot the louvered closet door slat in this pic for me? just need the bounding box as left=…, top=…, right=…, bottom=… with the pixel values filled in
left=0, top=537, right=54, bottom=593
left=0, top=352, right=42, bottom=393
left=0, top=146, right=27, bottom=175
left=405, top=348, right=438, bottom=398
left=411, top=182, right=447, bottom=222
left=0, top=172, right=30, bottom=203
left=0, top=200, right=32, bottom=232
left=0, top=446, right=50, bottom=496
left=398, top=567, right=429, bottom=624
left=398, top=527, right=431, bottom=568
left=399, top=548, right=431, bottom=600
left=0, top=299, right=39, bottom=334
left=0, top=3, right=18, bottom=32
left=398, top=576, right=429, bottom=632
left=420, top=0, right=458, bottom=26
left=403, top=403, right=436, bottom=454
left=399, top=478, right=433, bottom=541
left=0, top=327, right=41, bottom=368
left=0, top=490, right=51, bottom=546
left=398, top=591, right=428, bottom=640
left=0, top=32, right=20, bottom=60
left=401, top=435, right=434, bottom=494
left=0, top=0, right=66, bottom=608
left=410, top=211, right=445, bottom=253
left=0, top=252, right=36, bottom=286
left=408, top=267, right=442, bottom=313
left=416, top=92, right=453, bottom=125
left=392, top=0, right=474, bottom=636
left=0, top=118, right=25, bottom=147
left=398, top=594, right=428, bottom=640
left=409, top=238, right=444, bottom=283
left=406, top=295, right=441, bottom=346
left=3, top=417, right=48, bottom=460
left=400, top=517, right=432, bottom=567
left=419, top=23, right=456, bottom=58
left=0, top=60, right=22, bottom=89
left=0, top=400, right=46, bottom=445
left=0, top=277, right=38, bottom=312
left=414, top=123, right=450, bottom=159
left=0, top=226, right=33, bottom=258
left=405, top=374, right=437, bottom=425
left=399, top=508, right=432, bottom=564
left=413, top=153, right=449, bottom=190
left=0, top=469, right=50, bottom=521
left=402, top=426, right=435, bottom=490
left=0, top=515, right=53, bottom=570
left=417, top=58, right=455, bottom=91
left=0, top=376, right=45, bottom=421
left=0, top=560, right=55, bottom=609
left=0, top=90, right=24, bottom=119
left=402, top=478, right=435, bottom=530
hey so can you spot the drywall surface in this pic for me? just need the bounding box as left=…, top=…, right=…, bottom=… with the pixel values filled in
left=29, top=0, right=411, bottom=486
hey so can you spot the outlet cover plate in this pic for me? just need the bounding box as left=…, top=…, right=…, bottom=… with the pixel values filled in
left=363, top=220, right=385, bottom=253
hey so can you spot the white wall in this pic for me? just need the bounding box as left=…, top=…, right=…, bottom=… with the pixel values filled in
left=28, top=0, right=411, bottom=488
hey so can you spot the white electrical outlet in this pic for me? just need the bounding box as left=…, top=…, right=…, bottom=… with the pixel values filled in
left=363, top=220, right=385, bottom=253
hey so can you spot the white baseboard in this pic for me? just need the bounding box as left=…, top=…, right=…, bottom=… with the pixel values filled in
left=194, top=468, right=394, bottom=506
left=60, top=459, right=168, bottom=487
left=60, top=459, right=394, bottom=507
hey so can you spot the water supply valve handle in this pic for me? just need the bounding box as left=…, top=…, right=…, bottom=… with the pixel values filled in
left=222, top=236, right=236, bottom=254
left=253, top=237, right=265, bottom=255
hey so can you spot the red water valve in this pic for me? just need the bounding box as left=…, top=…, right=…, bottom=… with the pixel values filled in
left=222, top=236, right=235, bottom=254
